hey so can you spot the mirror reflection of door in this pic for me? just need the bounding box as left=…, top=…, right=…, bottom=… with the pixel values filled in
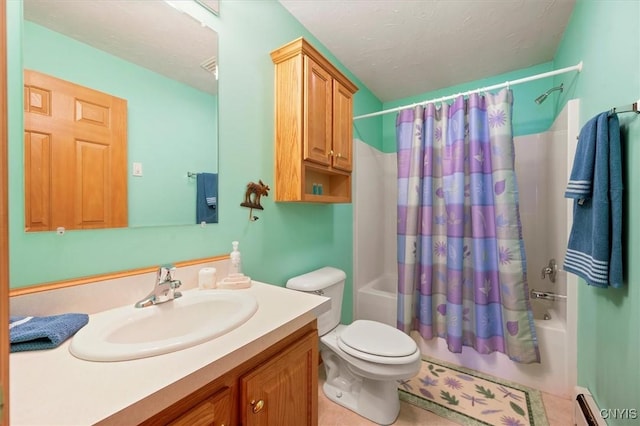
left=24, top=70, right=127, bottom=231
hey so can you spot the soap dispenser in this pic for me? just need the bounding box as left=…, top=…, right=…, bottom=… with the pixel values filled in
left=229, top=241, right=242, bottom=274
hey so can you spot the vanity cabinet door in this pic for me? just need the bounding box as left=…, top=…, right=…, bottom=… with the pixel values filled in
left=169, top=388, right=233, bottom=426
left=166, top=386, right=231, bottom=426
left=240, top=330, right=318, bottom=426
left=141, top=385, right=231, bottom=426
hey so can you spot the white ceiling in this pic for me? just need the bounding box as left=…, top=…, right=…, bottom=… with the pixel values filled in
left=23, top=0, right=218, bottom=95
left=279, top=0, right=576, bottom=102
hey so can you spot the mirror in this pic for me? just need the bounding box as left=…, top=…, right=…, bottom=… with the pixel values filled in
left=22, top=0, right=219, bottom=230
left=195, top=0, right=220, bottom=15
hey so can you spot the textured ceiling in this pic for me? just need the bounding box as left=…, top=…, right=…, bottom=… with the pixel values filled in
left=279, top=0, right=576, bottom=102
left=23, top=0, right=218, bottom=95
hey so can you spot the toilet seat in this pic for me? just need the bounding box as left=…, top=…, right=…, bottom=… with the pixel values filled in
left=337, top=320, right=419, bottom=365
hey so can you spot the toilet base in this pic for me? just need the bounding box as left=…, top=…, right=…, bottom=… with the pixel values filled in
left=321, top=349, right=401, bottom=425
left=323, top=379, right=401, bottom=425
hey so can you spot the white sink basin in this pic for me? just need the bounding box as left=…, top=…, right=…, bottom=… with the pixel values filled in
left=70, top=290, right=258, bottom=361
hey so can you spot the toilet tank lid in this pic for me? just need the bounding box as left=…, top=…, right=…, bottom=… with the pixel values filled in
left=286, top=267, right=346, bottom=291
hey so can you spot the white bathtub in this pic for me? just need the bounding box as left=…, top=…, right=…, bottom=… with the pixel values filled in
left=356, top=275, right=397, bottom=327
left=356, top=275, right=571, bottom=398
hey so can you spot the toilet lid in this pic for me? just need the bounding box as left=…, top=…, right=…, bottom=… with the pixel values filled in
left=338, top=320, right=416, bottom=357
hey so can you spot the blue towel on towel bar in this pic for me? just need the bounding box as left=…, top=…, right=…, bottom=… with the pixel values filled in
left=9, top=313, right=89, bottom=352
left=564, top=112, right=623, bottom=288
left=196, top=173, right=218, bottom=224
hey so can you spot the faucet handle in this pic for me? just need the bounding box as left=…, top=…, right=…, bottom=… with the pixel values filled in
left=168, top=278, right=182, bottom=301
left=540, top=259, right=558, bottom=283
left=166, top=266, right=177, bottom=282
left=158, top=264, right=176, bottom=282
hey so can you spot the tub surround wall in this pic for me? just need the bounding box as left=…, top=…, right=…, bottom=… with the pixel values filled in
left=521, top=99, right=579, bottom=397
left=353, top=140, right=396, bottom=321
left=516, top=100, right=578, bottom=321
left=353, top=140, right=386, bottom=291
left=514, top=101, right=575, bottom=324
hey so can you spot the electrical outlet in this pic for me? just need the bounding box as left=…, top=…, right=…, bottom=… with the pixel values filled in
left=132, top=162, right=143, bottom=177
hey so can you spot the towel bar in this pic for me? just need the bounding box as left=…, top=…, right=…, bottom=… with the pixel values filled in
left=610, top=99, right=639, bottom=115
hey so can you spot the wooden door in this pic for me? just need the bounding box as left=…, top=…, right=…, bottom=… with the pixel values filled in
left=241, top=331, right=318, bottom=426
left=303, top=56, right=332, bottom=167
left=1, top=0, right=9, bottom=423
left=23, top=70, right=127, bottom=231
left=332, top=80, right=353, bottom=172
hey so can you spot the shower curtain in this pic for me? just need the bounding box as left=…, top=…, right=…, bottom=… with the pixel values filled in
left=396, top=88, right=540, bottom=364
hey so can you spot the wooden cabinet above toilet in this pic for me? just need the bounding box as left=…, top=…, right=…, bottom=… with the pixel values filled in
left=271, top=37, right=358, bottom=203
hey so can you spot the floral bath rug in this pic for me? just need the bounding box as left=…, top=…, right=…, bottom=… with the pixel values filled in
left=398, top=357, right=549, bottom=426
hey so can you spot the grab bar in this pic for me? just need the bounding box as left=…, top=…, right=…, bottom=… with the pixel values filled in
left=530, top=289, right=567, bottom=301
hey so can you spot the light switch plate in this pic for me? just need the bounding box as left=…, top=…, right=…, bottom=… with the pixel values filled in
left=132, top=162, right=143, bottom=177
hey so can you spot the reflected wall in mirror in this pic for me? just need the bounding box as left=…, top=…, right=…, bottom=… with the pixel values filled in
left=22, top=0, right=219, bottom=230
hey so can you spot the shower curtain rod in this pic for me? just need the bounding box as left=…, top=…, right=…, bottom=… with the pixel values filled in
left=353, top=61, right=583, bottom=121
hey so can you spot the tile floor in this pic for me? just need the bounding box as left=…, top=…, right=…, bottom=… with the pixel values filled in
left=317, top=367, right=574, bottom=426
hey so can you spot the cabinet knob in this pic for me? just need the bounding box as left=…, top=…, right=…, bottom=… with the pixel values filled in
left=250, top=399, right=265, bottom=414
left=336, top=153, right=342, bottom=158
left=328, top=150, right=334, bottom=157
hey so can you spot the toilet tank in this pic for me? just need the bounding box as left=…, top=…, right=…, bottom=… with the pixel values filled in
left=285, top=267, right=346, bottom=336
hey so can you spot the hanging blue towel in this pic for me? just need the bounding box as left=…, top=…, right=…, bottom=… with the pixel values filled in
left=564, top=112, right=623, bottom=288
left=9, top=313, right=89, bottom=352
left=196, top=173, right=218, bottom=224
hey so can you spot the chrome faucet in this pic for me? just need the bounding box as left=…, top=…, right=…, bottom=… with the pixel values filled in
left=134, top=264, right=182, bottom=308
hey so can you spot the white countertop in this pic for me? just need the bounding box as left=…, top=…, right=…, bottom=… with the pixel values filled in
left=10, top=282, right=330, bottom=426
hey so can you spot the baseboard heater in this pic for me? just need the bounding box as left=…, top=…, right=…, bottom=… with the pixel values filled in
left=575, top=393, right=606, bottom=426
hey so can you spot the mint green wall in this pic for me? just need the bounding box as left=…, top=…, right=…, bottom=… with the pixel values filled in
left=22, top=21, right=218, bottom=228
left=8, top=0, right=383, bottom=323
left=380, top=62, right=558, bottom=153
left=553, top=0, right=640, bottom=421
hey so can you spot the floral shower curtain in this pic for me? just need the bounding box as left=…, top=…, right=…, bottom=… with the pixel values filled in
left=396, top=88, right=540, bottom=364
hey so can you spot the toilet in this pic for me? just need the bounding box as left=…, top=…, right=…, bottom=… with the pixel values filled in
left=286, top=267, right=421, bottom=425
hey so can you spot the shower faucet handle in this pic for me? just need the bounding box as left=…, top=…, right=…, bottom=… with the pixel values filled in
left=541, top=258, right=558, bottom=283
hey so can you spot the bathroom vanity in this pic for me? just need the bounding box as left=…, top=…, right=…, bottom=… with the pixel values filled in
left=10, top=278, right=329, bottom=425
left=145, top=321, right=318, bottom=426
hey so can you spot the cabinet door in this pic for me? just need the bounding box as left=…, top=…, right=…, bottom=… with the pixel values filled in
left=167, top=386, right=231, bottom=426
left=241, top=331, right=318, bottom=426
left=303, top=56, right=332, bottom=167
left=332, top=80, right=353, bottom=172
